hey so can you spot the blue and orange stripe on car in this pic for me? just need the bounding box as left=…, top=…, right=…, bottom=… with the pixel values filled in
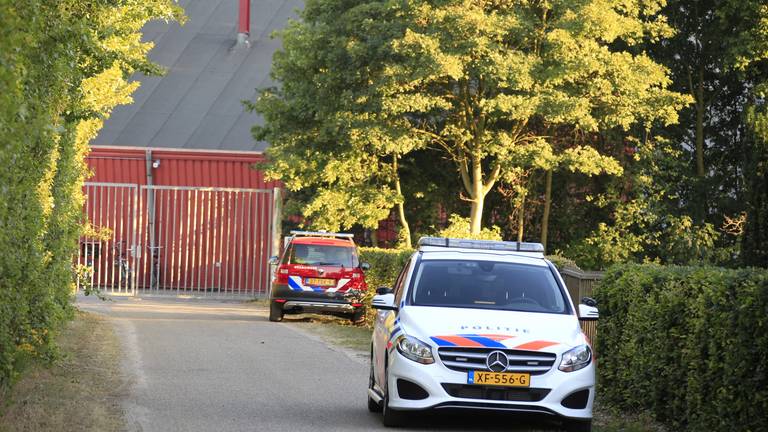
left=430, top=334, right=559, bottom=351
left=430, top=334, right=512, bottom=348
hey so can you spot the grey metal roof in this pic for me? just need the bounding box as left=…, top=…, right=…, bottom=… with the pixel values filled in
left=94, top=0, right=303, bottom=151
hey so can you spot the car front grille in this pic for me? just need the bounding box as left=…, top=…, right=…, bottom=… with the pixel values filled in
left=437, top=347, right=557, bottom=375
left=441, top=384, right=551, bottom=402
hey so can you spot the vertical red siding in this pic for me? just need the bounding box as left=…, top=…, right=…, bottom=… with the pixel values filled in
left=82, top=146, right=280, bottom=295
left=86, top=146, right=279, bottom=189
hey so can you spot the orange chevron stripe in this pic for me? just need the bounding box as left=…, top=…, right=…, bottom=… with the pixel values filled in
left=514, top=340, right=559, bottom=351
left=436, top=335, right=485, bottom=347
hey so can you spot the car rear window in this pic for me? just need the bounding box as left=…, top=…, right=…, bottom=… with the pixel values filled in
left=408, top=260, right=568, bottom=314
left=289, top=244, right=358, bottom=267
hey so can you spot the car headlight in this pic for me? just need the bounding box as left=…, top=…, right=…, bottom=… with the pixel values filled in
left=558, top=344, right=592, bottom=372
left=396, top=335, right=434, bottom=364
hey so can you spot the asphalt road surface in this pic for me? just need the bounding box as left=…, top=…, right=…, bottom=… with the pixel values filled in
left=77, top=295, right=562, bottom=432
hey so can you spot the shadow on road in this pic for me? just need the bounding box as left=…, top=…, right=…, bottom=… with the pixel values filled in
left=367, top=409, right=563, bottom=431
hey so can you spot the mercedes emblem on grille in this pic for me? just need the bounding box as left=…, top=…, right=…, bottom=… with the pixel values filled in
left=486, top=350, right=509, bottom=372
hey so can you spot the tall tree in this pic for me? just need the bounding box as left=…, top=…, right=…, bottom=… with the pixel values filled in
left=744, top=100, right=768, bottom=266
left=537, top=142, right=623, bottom=252
left=728, top=0, right=768, bottom=266
left=255, top=0, right=687, bottom=236
left=252, top=1, right=421, bottom=245
left=648, top=0, right=768, bottom=224
left=377, top=0, right=687, bottom=233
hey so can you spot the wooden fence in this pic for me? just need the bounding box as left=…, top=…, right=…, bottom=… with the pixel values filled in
left=560, top=268, right=604, bottom=343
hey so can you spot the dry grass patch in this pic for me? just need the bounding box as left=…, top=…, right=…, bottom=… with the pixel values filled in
left=0, top=310, right=126, bottom=432
left=285, top=314, right=372, bottom=353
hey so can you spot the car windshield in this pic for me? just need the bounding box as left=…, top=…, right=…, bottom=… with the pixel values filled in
left=408, top=260, right=568, bottom=314
left=289, top=244, right=358, bottom=267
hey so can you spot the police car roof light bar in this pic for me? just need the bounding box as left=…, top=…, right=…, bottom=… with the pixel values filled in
left=290, top=230, right=355, bottom=239
left=417, top=237, right=545, bottom=253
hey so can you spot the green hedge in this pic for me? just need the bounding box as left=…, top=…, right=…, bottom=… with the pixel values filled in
left=359, top=247, right=414, bottom=291
left=358, top=248, right=413, bottom=326
left=0, top=1, right=182, bottom=394
left=595, top=264, right=768, bottom=431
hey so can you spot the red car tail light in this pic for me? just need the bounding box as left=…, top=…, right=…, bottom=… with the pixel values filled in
left=274, top=266, right=289, bottom=284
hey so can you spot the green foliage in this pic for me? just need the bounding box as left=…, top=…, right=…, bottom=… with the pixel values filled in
left=641, top=0, right=768, bottom=251
left=437, top=214, right=502, bottom=241
left=565, top=137, right=732, bottom=270
left=251, top=0, right=411, bottom=232
left=359, top=247, right=414, bottom=291
left=545, top=254, right=581, bottom=271
left=0, top=0, right=182, bottom=391
left=595, top=264, right=768, bottom=431
left=358, top=247, right=414, bottom=326
left=254, top=0, right=687, bottom=236
left=569, top=205, right=727, bottom=270
left=743, top=86, right=768, bottom=267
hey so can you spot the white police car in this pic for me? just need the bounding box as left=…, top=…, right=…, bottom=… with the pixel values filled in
left=367, top=238, right=598, bottom=431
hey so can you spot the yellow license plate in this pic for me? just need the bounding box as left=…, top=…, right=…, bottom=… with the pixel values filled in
left=468, top=371, right=530, bottom=387
left=305, top=278, right=335, bottom=286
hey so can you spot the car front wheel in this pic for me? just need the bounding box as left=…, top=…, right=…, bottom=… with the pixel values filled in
left=367, top=361, right=381, bottom=413
left=381, top=368, right=405, bottom=427
left=350, top=307, right=366, bottom=324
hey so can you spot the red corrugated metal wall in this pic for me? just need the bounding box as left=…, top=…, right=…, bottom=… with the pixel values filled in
left=86, top=146, right=278, bottom=189
left=82, top=146, right=280, bottom=296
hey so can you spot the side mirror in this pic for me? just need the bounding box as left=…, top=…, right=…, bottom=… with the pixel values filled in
left=581, top=297, right=598, bottom=307
left=578, top=304, right=599, bottom=321
left=360, top=262, right=371, bottom=271
left=372, top=293, right=397, bottom=311
left=268, top=256, right=279, bottom=265
left=376, top=286, right=393, bottom=295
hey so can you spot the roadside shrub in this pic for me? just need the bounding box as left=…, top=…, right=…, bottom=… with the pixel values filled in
left=359, top=247, right=414, bottom=290
left=545, top=254, right=581, bottom=271
left=358, top=247, right=414, bottom=327
left=0, top=1, right=182, bottom=395
left=437, top=214, right=502, bottom=240
left=595, top=264, right=768, bottom=432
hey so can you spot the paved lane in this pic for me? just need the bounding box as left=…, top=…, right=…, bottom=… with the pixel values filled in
left=77, top=295, right=560, bottom=432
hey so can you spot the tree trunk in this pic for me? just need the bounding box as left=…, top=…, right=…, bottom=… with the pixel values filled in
left=540, top=169, right=553, bottom=253
left=393, top=156, right=411, bottom=248
left=469, top=157, right=485, bottom=234
left=694, top=67, right=707, bottom=222
left=695, top=68, right=705, bottom=178
left=517, top=192, right=526, bottom=243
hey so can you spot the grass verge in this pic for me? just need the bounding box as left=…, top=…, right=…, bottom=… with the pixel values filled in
left=0, top=310, right=126, bottom=432
left=292, top=315, right=664, bottom=432
left=285, top=314, right=372, bottom=353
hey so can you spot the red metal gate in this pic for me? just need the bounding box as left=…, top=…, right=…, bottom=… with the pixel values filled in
left=136, top=185, right=276, bottom=295
left=78, top=183, right=279, bottom=297
left=78, top=183, right=140, bottom=294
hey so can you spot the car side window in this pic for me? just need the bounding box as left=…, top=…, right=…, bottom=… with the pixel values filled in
left=393, top=258, right=412, bottom=306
